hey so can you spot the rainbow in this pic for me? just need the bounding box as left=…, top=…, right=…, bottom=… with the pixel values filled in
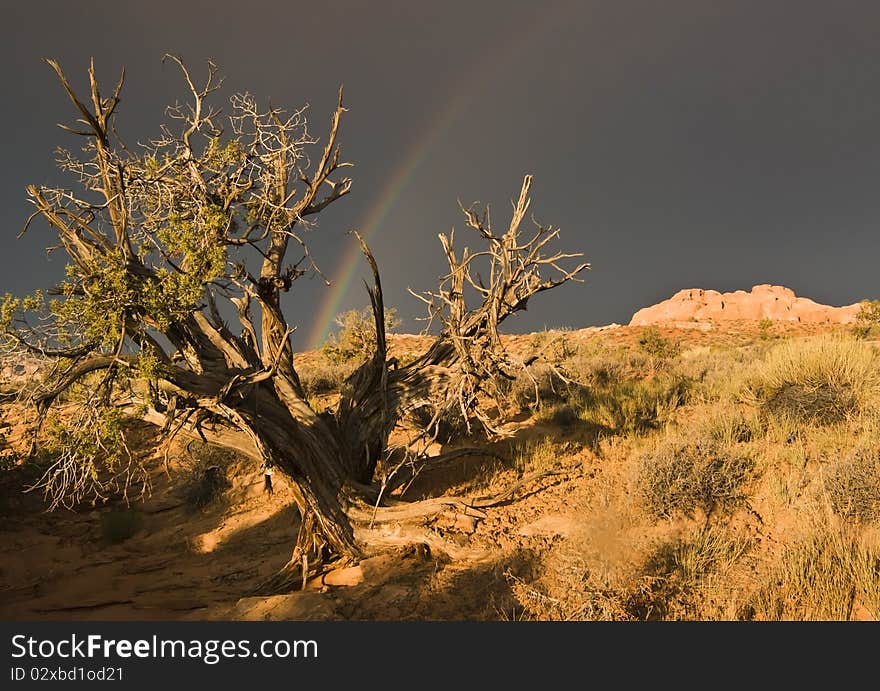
left=302, top=101, right=465, bottom=351
left=303, top=5, right=570, bottom=351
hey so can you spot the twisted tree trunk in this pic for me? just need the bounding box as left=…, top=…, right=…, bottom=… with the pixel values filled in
left=9, top=59, right=589, bottom=594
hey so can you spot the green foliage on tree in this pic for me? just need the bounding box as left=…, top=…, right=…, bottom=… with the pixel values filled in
left=323, top=306, right=401, bottom=363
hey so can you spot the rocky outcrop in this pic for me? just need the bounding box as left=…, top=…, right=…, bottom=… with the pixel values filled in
left=629, top=284, right=861, bottom=327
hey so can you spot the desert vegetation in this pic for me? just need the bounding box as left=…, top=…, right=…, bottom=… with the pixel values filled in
left=488, top=326, right=880, bottom=621
left=2, top=317, right=878, bottom=620
left=0, top=57, right=877, bottom=622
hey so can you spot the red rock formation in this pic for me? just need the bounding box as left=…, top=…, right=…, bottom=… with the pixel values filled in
left=629, top=284, right=861, bottom=327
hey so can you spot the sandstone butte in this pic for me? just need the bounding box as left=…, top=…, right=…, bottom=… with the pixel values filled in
left=629, top=284, right=862, bottom=328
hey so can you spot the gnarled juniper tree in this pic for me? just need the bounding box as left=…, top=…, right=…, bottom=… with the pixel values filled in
left=2, top=58, right=588, bottom=588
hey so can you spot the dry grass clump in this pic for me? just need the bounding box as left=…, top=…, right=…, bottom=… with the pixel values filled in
left=678, top=343, right=768, bottom=402
left=298, top=358, right=356, bottom=399
left=179, top=442, right=235, bottom=509
left=534, top=400, right=582, bottom=428
left=744, top=334, right=880, bottom=426
left=506, top=560, right=636, bottom=621
left=638, top=437, right=754, bottom=519
left=693, top=403, right=758, bottom=446
left=514, top=337, right=693, bottom=438
left=509, top=436, right=572, bottom=475
left=745, top=522, right=880, bottom=620
left=526, top=371, right=689, bottom=438
left=823, top=445, right=880, bottom=523
left=509, top=525, right=752, bottom=621
left=631, top=526, right=753, bottom=620
left=576, top=352, right=627, bottom=387
left=565, top=338, right=662, bottom=384
left=586, top=374, right=690, bottom=436
left=663, top=525, right=753, bottom=585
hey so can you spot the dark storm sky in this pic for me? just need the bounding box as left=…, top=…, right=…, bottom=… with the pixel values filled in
left=2, top=0, right=880, bottom=343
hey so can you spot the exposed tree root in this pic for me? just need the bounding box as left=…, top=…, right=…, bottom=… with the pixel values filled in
left=352, top=468, right=567, bottom=525
left=253, top=467, right=569, bottom=595
left=249, top=509, right=354, bottom=596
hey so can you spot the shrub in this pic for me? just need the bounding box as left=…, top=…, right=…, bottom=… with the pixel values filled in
left=851, top=323, right=873, bottom=339
left=824, top=446, right=880, bottom=522
left=638, top=327, right=680, bottom=359
left=857, top=299, right=880, bottom=324
left=745, top=335, right=880, bottom=425
left=180, top=442, right=234, bottom=509
left=528, top=329, right=551, bottom=351
left=638, top=438, right=754, bottom=518
left=568, top=339, right=666, bottom=381
left=544, top=333, right=576, bottom=363
left=528, top=368, right=690, bottom=438
left=852, top=300, right=880, bottom=339
left=681, top=343, right=768, bottom=403
left=631, top=526, right=753, bottom=619
left=322, top=306, right=401, bottom=363
left=580, top=356, right=625, bottom=387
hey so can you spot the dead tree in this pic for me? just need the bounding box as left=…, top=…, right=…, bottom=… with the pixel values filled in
left=4, top=58, right=589, bottom=589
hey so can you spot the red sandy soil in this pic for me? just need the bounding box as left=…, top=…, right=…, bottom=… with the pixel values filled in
left=0, top=320, right=872, bottom=621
